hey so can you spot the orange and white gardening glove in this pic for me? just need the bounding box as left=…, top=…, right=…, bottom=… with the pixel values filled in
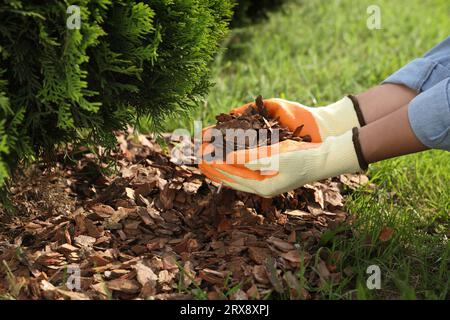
left=199, top=128, right=368, bottom=198
left=229, top=95, right=365, bottom=143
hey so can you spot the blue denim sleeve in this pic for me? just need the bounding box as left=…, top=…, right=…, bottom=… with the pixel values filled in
left=408, top=78, right=450, bottom=151
left=382, top=36, right=450, bottom=92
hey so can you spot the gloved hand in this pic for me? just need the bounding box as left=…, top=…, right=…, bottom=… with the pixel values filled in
left=199, top=128, right=368, bottom=198
left=229, top=95, right=365, bottom=143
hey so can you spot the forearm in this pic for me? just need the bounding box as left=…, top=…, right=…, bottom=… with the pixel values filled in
left=359, top=102, right=427, bottom=164
left=359, top=77, right=450, bottom=163
left=356, top=84, right=417, bottom=124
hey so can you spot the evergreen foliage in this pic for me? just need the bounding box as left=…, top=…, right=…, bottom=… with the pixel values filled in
left=0, top=0, right=233, bottom=185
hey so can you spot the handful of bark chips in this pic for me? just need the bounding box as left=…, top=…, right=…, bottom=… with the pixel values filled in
left=211, top=96, right=311, bottom=160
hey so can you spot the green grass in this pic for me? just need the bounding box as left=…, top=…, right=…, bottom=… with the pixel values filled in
left=167, top=0, right=450, bottom=299
left=332, top=151, right=449, bottom=299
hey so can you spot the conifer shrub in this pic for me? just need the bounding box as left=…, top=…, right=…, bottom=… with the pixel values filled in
left=0, top=0, right=233, bottom=186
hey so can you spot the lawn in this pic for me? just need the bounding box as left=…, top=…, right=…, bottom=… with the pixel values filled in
left=170, top=0, right=450, bottom=299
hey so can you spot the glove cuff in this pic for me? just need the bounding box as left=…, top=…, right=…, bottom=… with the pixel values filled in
left=314, top=96, right=364, bottom=138
left=315, top=129, right=366, bottom=180
left=347, top=95, right=366, bottom=126
left=351, top=127, right=368, bottom=170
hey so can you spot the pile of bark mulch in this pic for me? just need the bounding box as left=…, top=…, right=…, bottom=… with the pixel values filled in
left=0, top=130, right=370, bottom=300
left=212, top=96, right=312, bottom=158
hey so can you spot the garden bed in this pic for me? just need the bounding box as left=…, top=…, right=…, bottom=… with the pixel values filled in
left=0, top=131, right=369, bottom=300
